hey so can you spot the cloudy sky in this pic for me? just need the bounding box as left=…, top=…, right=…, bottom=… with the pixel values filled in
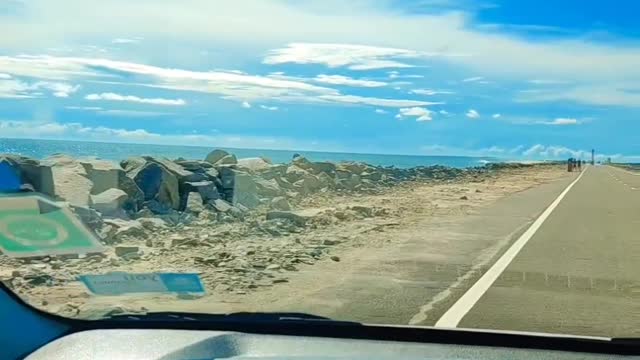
left=1, top=0, right=639, bottom=160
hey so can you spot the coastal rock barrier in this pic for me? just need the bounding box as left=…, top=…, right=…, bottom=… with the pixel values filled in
left=0, top=150, right=531, bottom=236
left=0, top=149, right=538, bottom=308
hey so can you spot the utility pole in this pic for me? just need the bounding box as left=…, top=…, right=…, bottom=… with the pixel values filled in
left=591, top=149, right=595, bottom=165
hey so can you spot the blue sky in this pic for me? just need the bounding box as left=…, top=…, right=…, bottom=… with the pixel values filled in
left=1, top=0, right=640, bottom=160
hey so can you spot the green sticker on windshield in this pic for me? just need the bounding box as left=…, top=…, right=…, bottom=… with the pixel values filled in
left=0, top=194, right=104, bottom=258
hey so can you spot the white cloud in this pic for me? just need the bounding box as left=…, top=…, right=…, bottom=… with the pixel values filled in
left=410, top=89, right=454, bottom=96
left=492, top=113, right=501, bottom=119
left=65, top=106, right=103, bottom=111
left=96, top=109, right=171, bottom=117
left=0, top=55, right=338, bottom=102
left=3, top=1, right=640, bottom=87
left=318, top=94, right=442, bottom=108
left=523, top=144, right=588, bottom=159
left=528, top=79, right=569, bottom=85
left=547, top=117, right=580, bottom=125
left=111, top=38, right=141, bottom=44
left=439, top=110, right=449, bottom=115
left=85, top=92, right=186, bottom=106
left=263, top=43, right=424, bottom=70
left=259, top=104, right=278, bottom=111
left=374, top=108, right=387, bottom=114
left=313, top=74, right=386, bottom=87
left=462, top=76, right=484, bottom=83
left=241, top=101, right=251, bottom=108
left=0, top=78, right=79, bottom=98
left=396, top=107, right=433, bottom=122
left=516, top=85, right=640, bottom=107
left=37, top=81, right=80, bottom=97
left=0, top=73, right=11, bottom=79
left=466, top=109, right=480, bottom=118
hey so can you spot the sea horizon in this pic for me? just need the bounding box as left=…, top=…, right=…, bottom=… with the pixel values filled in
left=0, top=137, right=505, bottom=169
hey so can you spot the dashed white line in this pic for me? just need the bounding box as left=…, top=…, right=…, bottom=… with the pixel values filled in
left=433, top=168, right=588, bottom=328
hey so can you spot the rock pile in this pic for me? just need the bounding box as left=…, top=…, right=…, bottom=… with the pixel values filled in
left=0, top=150, right=520, bottom=232
left=0, top=149, right=532, bottom=303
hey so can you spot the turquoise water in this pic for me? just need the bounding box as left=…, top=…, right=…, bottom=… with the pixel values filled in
left=0, top=138, right=498, bottom=169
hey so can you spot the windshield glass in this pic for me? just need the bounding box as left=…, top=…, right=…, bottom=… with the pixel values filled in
left=1, top=0, right=638, bottom=339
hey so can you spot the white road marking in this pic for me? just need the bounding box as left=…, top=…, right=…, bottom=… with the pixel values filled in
left=433, top=167, right=588, bottom=328
left=610, top=166, right=640, bottom=176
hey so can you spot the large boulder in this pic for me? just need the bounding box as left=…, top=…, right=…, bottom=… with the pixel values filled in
left=121, top=157, right=180, bottom=210
left=216, top=154, right=237, bottom=165
left=0, top=154, right=55, bottom=195
left=309, top=161, right=336, bottom=175
left=41, top=154, right=93, bottom=207
left=144, top=156, right=205, bottom=183
left=236, top=157, right=272, bottom=172
left=284, top=165, right=309, bottom=183
left=174, top=159, right=213, bottom=172
left=103, top=218, right=146, bottom=238
left=184, top=181, right=219, bottom=202
left=270, top=196, right=291, bottom=211
left=293, top=173, right=324, bottom=195
left=79, top=158, right=144, bottom=210
left=185, top=192, right=205, bottom=214
left=179, top=180, right=219, bottom=211
left=337, top=162, right=368, bottom=175
left=292, top=156, right=314, bottom=171
left=90, top=188, right=128, bottom=217
left=254, top=178, right=284, bottom=198
left=204, top=149, right=230, bottom=164
left=218, top=167, right=260, bottom=208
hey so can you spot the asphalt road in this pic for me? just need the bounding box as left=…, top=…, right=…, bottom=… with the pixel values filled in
left=450, top=165, right=640, bottom=338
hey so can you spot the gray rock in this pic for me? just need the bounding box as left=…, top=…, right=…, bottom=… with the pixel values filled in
left=70, top=204, right=104, bottom=231
left=309, top=161, right=336, bottom=175
left=204, top=149, right=230, bottom=164
left=175, top=159, right=213, bottom=171
left=138, top=217, right=167, bottom=229
left=337, top=162, right=367, bottom=175
left=90, top=188, right=128, bottom=216
left=237, top=157, right=272, bottom=172
left=284, top=165, right=308, bottom=183
left=211, top=199, right=233, bottom=213
left=205, top=168, right=219, bottom=180
left=184, top=180, right=219, bottom=202
left=293, top=173, right=324, bottom=194
left=216, top=154, right=238, bottom=165
left=291, top=156, right=313, bottom=170
left=104, top=219, right=146, bottom=238
left=115, top=246, right=139, bottom=258
left=360, top=171, right=384, bottom=182
left=146, top=156, right=205, bottom=183
left=270, top=196, right=291, bottom=211
left=266, top=264, right=281, bottom=271
left=254, top=178, right=284, bottom=198
left=266, top=210, right=313, bottom=226
left=186, top=192, right=205, bottom=214
left=122, top=157, right=180, bottom=210
left=41, top=154, right=93, bottom=206
left=330, top=256, right=340, bottom=262
left=219, top=168, right=260, bottom=208
left=79, top=159, right=144, bottom=211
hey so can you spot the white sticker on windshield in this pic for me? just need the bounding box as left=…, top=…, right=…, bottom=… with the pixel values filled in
left=79, top=272, right=205, bottom=296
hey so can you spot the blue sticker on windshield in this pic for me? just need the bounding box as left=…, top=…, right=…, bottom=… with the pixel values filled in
left=79, top=272, right=205, bottom=296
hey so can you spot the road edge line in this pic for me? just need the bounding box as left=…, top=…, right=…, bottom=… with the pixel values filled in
left=433, top=167, right=588, bottom=328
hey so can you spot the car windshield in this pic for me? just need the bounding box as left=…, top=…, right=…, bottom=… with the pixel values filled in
left=0, top=0, right=638, bottom=340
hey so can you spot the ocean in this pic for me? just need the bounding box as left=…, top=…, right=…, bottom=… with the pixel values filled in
left=0, top=138, right=499, bottom=169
